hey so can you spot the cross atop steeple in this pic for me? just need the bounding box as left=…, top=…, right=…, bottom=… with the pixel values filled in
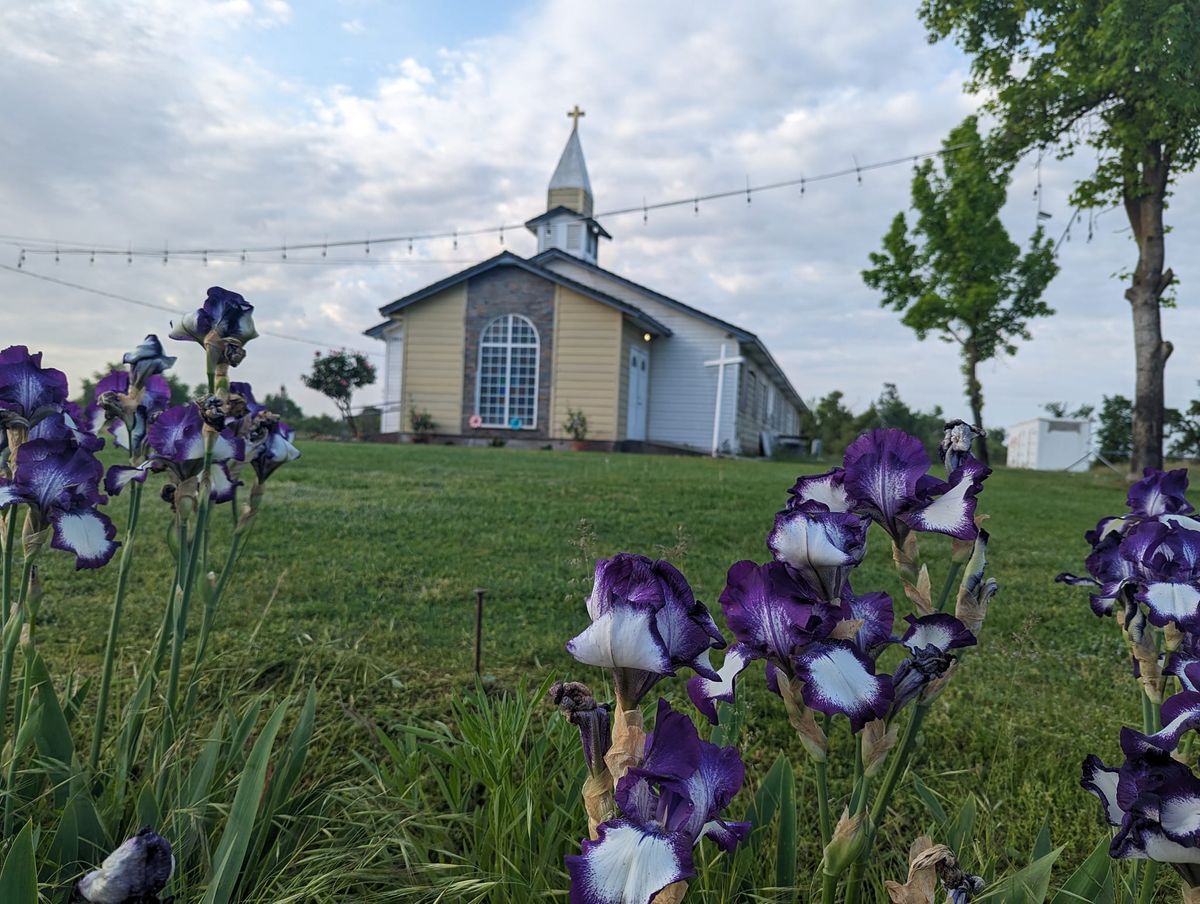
left=567, top=105, right=585, bottom=128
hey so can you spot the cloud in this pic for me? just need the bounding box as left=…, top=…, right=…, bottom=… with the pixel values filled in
left=0, top=0, right=1196, bottom=431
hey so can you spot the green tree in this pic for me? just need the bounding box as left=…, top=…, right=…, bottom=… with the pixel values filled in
left=1096, top=395, right=1134, bottom=461
left=262, top=385, right=304, bottom=421
left=1167, top=382, right=1200, bottom=460
left=862, top=116, right=1059, bottom=467
left=919, top=0, right=1200, bottom=474
left=807, top=390, right=858, bottom=457
left=301, top=349, right=376, bottom=439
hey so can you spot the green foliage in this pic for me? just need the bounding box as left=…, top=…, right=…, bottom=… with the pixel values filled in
left=862, top=116, right=1059, bottom=459
left=408, top=407, right=436, bottom=434
left=262, top=385, right=304, bottom=421
left=1096, top=395, right=1133, bottom=460
left=301, top=350, right=376, bottom=438
left=919, top=0, right=1200, bottom=209
left=563, top=408, right=589, bottom=442
left=803, top=384, right=949, bottom=460
left=1168, top=383, right=1200, bottom=459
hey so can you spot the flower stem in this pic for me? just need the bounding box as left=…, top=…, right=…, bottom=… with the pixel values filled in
left=165, top=492, right=209, bottom=719
left=0, top=510, right=18, bottom=764
left=845, top=702, right=932, bottom=901
left=183, top=520, right=253, bottom=716
left=815, top=757, right=833, bottom=848
left=821, top=871, right=839, bottom=904
left=2, top=557, right=36, bottom=835
left=935, top=560, right=963, bottom=613
left=89, top=481, right=143, bottom=771
left=1135, top=692, right=1162, bottom=904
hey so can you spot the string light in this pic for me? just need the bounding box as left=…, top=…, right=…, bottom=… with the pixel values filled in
left=7, top=142, right=970, bottom=264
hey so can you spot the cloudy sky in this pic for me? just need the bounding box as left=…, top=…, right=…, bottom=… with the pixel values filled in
left=1, top=0, right=1196, bottom=430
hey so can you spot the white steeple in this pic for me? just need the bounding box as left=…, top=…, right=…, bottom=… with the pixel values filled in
left=526, top=106, right=611, bottom=265
left=548, top=106, right=593, bottom=216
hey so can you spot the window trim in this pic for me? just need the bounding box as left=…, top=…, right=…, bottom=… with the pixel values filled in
left=475, top=313, right=540, bottom=430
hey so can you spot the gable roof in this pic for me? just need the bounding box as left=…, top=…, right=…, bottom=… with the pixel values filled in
left=532, top=248, right=805, bottom=410
left=524, top=206, right=612, bottom=239
left=363, top=251, right=671, bottom=339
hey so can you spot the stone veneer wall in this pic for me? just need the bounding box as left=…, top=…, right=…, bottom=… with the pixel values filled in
left=461, top=268, right=556, bottom=439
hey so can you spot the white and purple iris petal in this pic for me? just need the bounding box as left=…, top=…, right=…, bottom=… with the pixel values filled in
left=786, top=467, right=851, bottom=513
left=674, top=739, right=751, bottom=853
left=768, top=509, right=868, bottom=602
left=0, top=345, right=69, bottom=421
left=1127, top=692, right=1200, bottom=753
left=122, top=334, right=176, bottom=389
left=567, top=596, right=672, bottom=675
left=719, top=560, right=837, bottom=663
left=629, top=699, right=704, bottom=793
left=792, top=641, right=892, bottom=732
left=76, top=826, right=174, bottom=904
left=565, top=820, right=695, bottom=904
left=1128, top=468, right=1195, bottom=518
left=170, top=287, right=258, bottom=345
left=899, top=457, right=990, bottom=541
left=687, top=644, right=752, bottom=725
left=583, top=554, right=724, bottom=682
left=50, top=508, right=119, bottom=570
left=841, top=428, right=933, bottom=540
left=900, top=613, right=976, bottom=655
left=251, top=424, right=301, bottom=482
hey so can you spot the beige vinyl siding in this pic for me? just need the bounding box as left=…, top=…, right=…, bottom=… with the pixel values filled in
left=401, top=285, right=466, bottom=434
left=551, top=286, right=622, bottom=440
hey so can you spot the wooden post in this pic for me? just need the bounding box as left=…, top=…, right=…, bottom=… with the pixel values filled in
left=473, top=588, right=486, bottom=676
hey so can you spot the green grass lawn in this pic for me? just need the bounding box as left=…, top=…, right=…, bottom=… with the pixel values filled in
left=34, top=441, right=1166, bottom=897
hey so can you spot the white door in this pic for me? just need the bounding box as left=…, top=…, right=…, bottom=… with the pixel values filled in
left=627, top=347, right=648, bottom=441
left=382, top=327, right=404, bottom=433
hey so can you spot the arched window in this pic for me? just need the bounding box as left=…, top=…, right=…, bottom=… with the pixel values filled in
left=476, top=314, right=539, bottom=428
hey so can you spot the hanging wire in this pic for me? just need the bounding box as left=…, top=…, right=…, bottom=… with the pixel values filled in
left=6, top=141, right=970, bottom=263
left=0, top=262, right=383, bottom=357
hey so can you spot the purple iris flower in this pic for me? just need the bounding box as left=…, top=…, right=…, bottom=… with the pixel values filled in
left=0, top=345, right=69, bottom=428
left=1129, top=468, right=1196, bottom=519
left=76, top=826, right=174, bottom=903
left=105, top=404, right=243, bottom=506
left=1058, top=468, right=1200, bottom=633
left=566, top=554, right=724, bottom=710
left=30, top=406, right=103, bottom=453
left=170, top=287, right=258, bottom=365
left=690, top=559, right=893, bottom=731
left=889, top=614, right=976, bottom=714
left=86, top=369, right=172, bottom=461
left=566, top=699, right=749, bottom=904
left=787, top=428, right=989, bottom=543
left=1082, top=691, right=1200, bottom=879
left=768, top=508, right=868, bottom=602
left=227, top=382, right=300, bottom=482
left=0, top=436, right=117, bottom=568
left=121, top=334, right=177, bottom=390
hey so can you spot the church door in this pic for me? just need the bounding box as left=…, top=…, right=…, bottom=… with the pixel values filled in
left=627, top=346, right=649, bottom=441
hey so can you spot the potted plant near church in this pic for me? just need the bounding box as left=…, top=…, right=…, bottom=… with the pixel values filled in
left=409, top=405, right=436, bottom=443
left=563, top=408, right=588, bottom=451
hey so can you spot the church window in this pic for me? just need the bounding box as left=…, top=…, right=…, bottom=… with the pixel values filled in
left=477, top=314, right=539, bottom=429
left=566, top=223, right=583, bottom=250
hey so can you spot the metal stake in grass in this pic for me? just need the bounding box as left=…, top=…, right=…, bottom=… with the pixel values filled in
left=474, top=588, right=486, bottom=676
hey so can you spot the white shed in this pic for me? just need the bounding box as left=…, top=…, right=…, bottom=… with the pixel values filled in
left=1006, top=418, right=1092, bottom=472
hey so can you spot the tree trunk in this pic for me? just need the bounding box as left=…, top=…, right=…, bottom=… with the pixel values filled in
left=963, top=347, right=989, bottom=467
left=1124, top=142, right=1173, bottom=477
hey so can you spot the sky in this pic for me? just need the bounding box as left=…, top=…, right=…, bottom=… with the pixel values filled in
left=1, top=0, right=1196, bottom=431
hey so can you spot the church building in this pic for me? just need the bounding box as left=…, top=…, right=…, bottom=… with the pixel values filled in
left=365, top=110, right=804, bottom=455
